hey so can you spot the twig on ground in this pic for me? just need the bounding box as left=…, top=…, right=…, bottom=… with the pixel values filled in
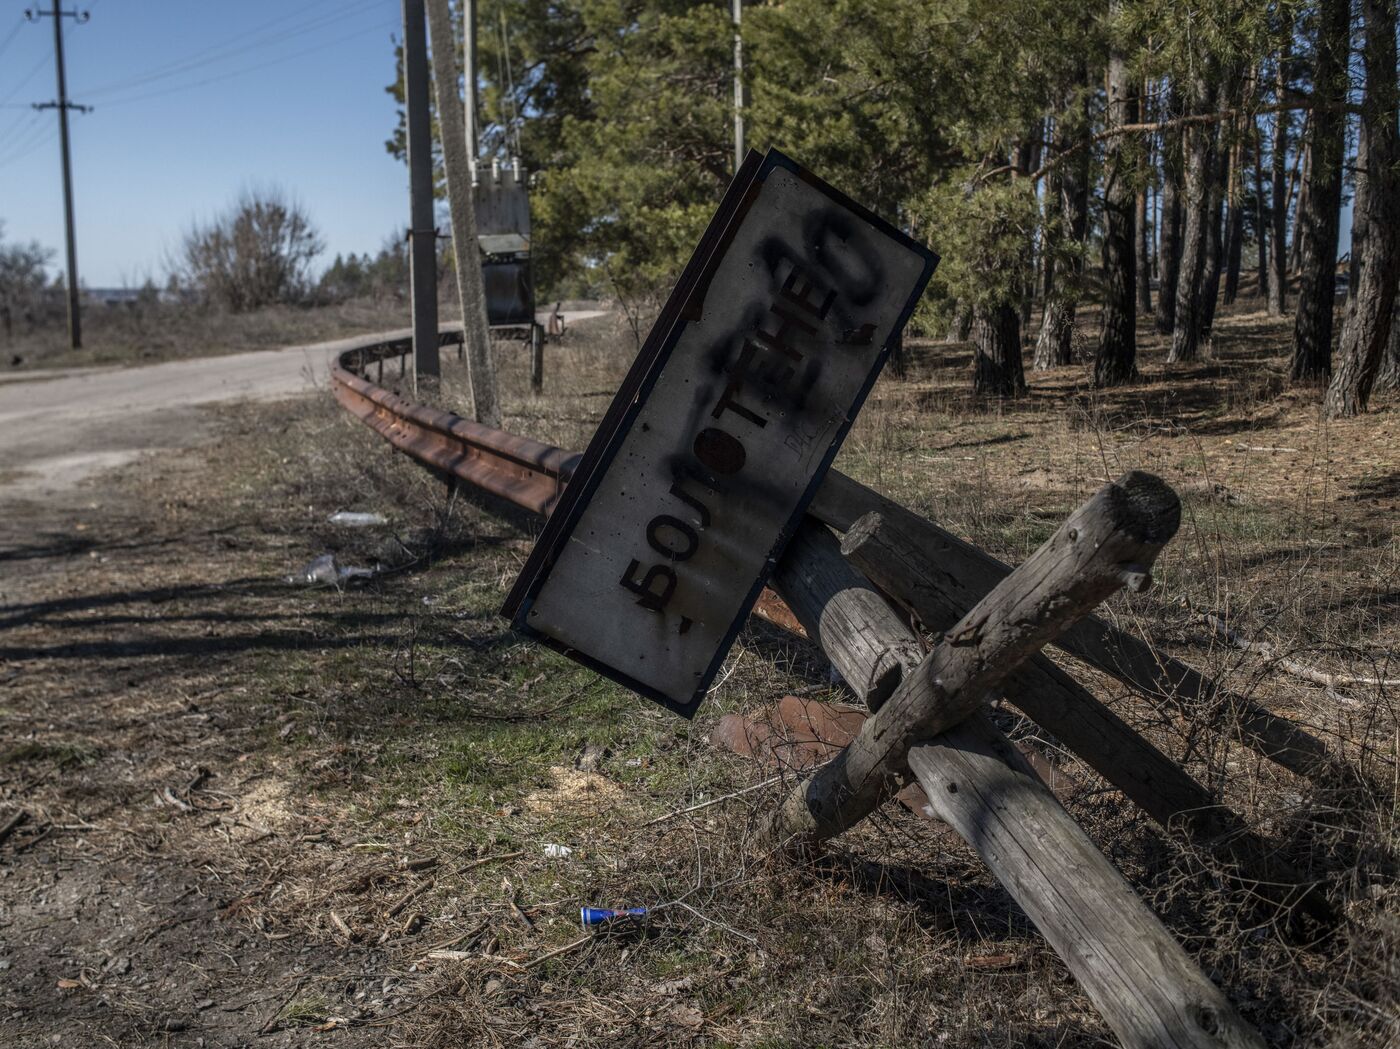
left=0, top=809, right=28, bottom=846
left=1200, top=611, right=1400, bottom=691
left=642, top=777, right=783, bottom=828
left=384, top=878, right=434, bottom=920
left=453, top=849, right=523, bottom=875
left=258, top=978, right=306, bottom=1036
left=519, top=932, right=592, bottom=970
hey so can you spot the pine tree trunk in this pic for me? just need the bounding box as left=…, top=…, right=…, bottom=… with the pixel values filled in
left=1169, top=77, right=1217, bottom=364
left=973, top=303, right=1026, bottom=397
left=1324, top=0, right=1399, bottom=416
left=1135, top=82, right=1153, bottom=314
left=1222, top=130, right=1245, bottom=306
left=1097, top=41, right=1138, bottom=386
left=1346, top=121, right=1370, bottom=304
left=1268, top=14, right=1292, bottom=316
left=1019, top=121, right=1044, bottom=340
left=1035, top=77, right=1090, bottom=371
left=1136, top=189, right=1153, bottom=313
left=1199, top=127, right=1230, bottom=341
left=1377, top=294, right=1400, bottom=390
left=1034, top=171, right=1065, bottom=371
left=1289, top=141, right=1310, bottom=276
left=1290, top=0, right=1350, bottom=384
left=1254, top=116, right=1269, bottom=297
left=1155, top=85, right=1184, bottom=334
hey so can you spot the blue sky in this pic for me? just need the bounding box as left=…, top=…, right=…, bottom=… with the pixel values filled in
left=0, top=0, right=408, bottom=287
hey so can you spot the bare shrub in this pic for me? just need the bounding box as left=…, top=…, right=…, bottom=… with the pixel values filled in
left=0, top=222, right=55, bottom=337
left=176, top=188, right=324, bottom=312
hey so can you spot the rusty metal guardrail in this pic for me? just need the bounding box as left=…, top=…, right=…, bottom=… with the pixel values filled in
left=330, top=329, right=579, bottom=518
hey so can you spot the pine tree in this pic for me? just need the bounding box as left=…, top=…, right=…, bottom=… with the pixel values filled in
left=1290, top=0, right=1351, bottom=383
left=1324, top=0, right=1399, bottom=415
left=1097, top=16, right=1139, bottom=387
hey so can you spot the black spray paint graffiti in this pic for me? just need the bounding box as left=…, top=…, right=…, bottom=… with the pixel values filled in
left=614, top=212, right=886, bottom=636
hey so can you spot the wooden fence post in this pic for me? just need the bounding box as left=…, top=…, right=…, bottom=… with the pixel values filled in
left=766, top=481, right=1267, bottom=1049
left=809, top=469, right=1346, bottom=784
left=908, top=718, right=1266, bottom=1049
left=770, top=519, right=924, bottom=709
left=768, top=470, right=1180, bottom=850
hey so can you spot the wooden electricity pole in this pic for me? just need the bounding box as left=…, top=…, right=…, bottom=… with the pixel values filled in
left=732, top=0, right=744, bottom=172
left=28, top=1, right=90, bottom=351
left=426, top=0, right=500, bottom=426
left=463, top=0, right=478, bottom=161
left=402, top=0, right=440, bottom=392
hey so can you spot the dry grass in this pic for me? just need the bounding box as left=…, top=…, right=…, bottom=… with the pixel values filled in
left=3, top=295, right=413, bottom=370
left=0, top=298, right=1396, bottom=1047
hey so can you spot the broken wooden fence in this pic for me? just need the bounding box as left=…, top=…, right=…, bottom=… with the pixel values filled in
left=330, top=327, right=1351, bottom=1049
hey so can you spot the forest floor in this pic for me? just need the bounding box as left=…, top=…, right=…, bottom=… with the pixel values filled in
left=1, top=300, right=1396, bottom=1047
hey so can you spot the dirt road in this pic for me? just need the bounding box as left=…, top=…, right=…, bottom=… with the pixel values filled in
left=0, top=312, right=609, bottom=504
left=0, top=338, right=339, bottom=503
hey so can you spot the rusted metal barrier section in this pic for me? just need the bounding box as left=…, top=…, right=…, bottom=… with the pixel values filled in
left=330, top=333, right=578, bottom=518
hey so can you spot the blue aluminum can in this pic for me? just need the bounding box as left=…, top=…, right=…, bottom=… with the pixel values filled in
left=580, top=906, right=648, bottom=928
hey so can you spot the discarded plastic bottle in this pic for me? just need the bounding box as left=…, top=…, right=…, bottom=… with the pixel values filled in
left=580, top=906, right=648, bottom=928
left=328, top=511, right=388, bottom=527
left=286, top=553, right=378, bottom=587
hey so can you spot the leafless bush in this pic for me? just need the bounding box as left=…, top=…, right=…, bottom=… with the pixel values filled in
left=175, top=188, right=324, bottom=312
left=0, top=222, right=55, bottom=338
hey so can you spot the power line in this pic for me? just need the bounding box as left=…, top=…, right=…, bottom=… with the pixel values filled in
left=77, top=0, right=384, bottom=99
left=0, top=123, right=57, bottom=169
left=0, top=48, right=51, bottom=106
left=93, top=17, right=398, bottom=110
left=0, top=15, right=25, bottom=62
left=0, top=110, right=48, bottom=162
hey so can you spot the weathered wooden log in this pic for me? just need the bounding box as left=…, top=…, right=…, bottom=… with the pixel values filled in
left=909, top=718, right=1266, bottom=1049
left=770, top=519, right=924, bottom=709
left=769, top=485, right=1265, bottom=1049
left=769, top=470, right=1180, bottom=850
left=810, top=469, right=1342, bottom=783
left=843, top=511, right=1335, bottom=927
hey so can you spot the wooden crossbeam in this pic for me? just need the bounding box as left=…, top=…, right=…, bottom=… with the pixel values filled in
left=842, top=510, right=1335, bottom=928
left=810, top=469, right=1346, bottom=785
left=767, top=473, right=1265, bottom=1048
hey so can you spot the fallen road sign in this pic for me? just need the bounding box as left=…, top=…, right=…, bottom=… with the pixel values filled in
left=502, top=148, right=937, bottom=717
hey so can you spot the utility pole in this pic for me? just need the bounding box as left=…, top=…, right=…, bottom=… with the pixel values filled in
left=426, top=0, right=499, bottom=426
left=27, top=1, right=90, bottom=350
left=402, top=0, right=440, bottom=391
left=464, top=0, right=477, bottom=169
left=732, top=0, right=744, bottom=172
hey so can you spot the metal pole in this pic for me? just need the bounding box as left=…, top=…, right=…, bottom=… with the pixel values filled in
left=403, top=0, right=440, bottom=390
left=732, top=0, right=744, bottom=172
left=51, top=0, right=81, bottom=349
left=464, top=0, right=477, bottom=168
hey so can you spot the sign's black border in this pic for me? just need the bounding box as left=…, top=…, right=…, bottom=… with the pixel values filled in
left=501, top=148, right=938, bottom=718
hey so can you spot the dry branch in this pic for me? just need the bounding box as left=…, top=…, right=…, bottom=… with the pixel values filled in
left=1200, top=611, right=1400, bottom=689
